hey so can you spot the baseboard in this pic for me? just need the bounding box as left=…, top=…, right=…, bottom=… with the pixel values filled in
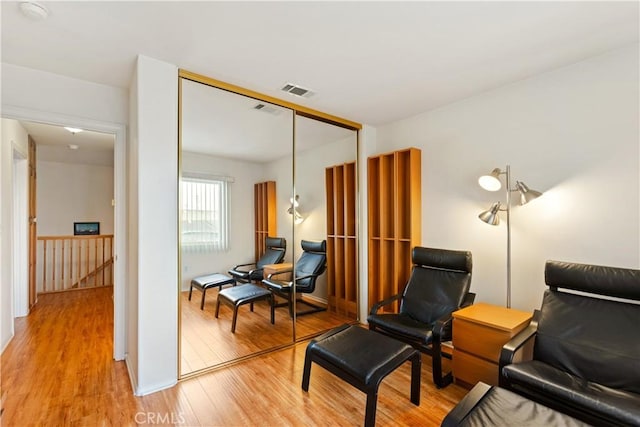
left=125, top=354, right=177, bottom=396
left=125, top=353, right=139, bottom=396
left=135, top=379, right=178, bottom=396
left=1, top=334, right=14, bottom=355
left=301, top=294, right=327, bottom=306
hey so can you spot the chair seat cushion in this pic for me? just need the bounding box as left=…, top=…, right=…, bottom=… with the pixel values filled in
left=218, top=284, right=271, bottom=305
left=307, top=325, right=417, bottom=386
left=367, top=313, right=433, bottom=345
left=502, top=360, right=640, bottom=426
left=191, top=273, right=235, bottom=289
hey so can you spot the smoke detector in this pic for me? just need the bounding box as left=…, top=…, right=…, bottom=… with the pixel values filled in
left=281, top=83, right=314, bottom=98
left=19, top=2, right=49, bottom=20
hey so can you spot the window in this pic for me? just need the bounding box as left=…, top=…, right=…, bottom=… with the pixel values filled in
left=181, top=175, right=229, bottom=252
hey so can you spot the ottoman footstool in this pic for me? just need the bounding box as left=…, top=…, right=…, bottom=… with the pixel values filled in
left=441, top=382, right=588, bottom=427
left=302, top=324, right=421, bottom=427
left=188, top=273, right=236, bottom=310
left=215, top=284, right=274, bottom=333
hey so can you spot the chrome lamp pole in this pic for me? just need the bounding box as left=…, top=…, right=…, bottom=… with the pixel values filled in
left=478, top=165, right=541, bottom=308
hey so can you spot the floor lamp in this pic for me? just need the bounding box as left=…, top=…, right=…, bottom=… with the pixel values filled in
left=478, top=165, right=542, bottom=308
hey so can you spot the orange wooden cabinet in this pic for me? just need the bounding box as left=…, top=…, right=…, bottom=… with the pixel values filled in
left=254, top=181, right=277, bottom=262
left=325, top=162, right=357, bottom=319
left=367, top=148, right=421, bottom=312
left=452, top=302, right=532, bottom=387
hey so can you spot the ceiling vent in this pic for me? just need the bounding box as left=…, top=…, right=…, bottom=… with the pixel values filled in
left=253, top=103, right=281, bottom=115
left=281, top=83, right=314, bottom=98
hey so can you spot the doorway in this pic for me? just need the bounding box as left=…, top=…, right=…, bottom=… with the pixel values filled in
left=1, top=108, right=127, bottom=360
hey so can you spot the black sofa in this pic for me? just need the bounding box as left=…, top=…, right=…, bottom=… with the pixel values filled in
left=499, top=260, right=640, bottom=426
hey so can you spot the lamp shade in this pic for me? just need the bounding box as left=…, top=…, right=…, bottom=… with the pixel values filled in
left=478, top=202, right=501, bottom=225
left=516, top=181, right=542, bottom=205
left=478, top=168, right=502, bottom=191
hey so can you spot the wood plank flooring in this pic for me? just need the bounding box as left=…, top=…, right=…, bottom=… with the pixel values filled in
left=1, top=287, right=469, bottom=426
left=181, top=288, right=352, bottom=374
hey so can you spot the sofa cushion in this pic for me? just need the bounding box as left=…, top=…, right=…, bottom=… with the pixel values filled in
left=503, top=360, right=640, bottom=427
left=366, top=313, right=433, bottom=345
left=534, top=289, right=640, bottom=394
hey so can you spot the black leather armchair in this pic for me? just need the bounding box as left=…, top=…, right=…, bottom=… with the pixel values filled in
left=228, top=236, right=286, bottom=283
left=500, top=260, right=640, bottom=427
left=263, top=240, right=327, bottom=318
left=368, top=246, right=474, bottom=389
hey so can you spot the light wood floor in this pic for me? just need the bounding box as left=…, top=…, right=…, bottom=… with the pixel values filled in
left=181, top=287, right=352, bottom=374
left=1, top=287, right=469, bottom=426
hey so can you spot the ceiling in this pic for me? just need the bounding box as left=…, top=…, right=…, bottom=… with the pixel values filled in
left=20, top=120, right=115, bottom=166
left=2, top=1, right=638, bottom=128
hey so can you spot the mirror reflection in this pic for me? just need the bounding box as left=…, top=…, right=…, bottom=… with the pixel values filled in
left=179, top=77, right=359, bottom=377
left=291, top=115, right=358, bottom=340
left=180, top=79, right=294, bottom=375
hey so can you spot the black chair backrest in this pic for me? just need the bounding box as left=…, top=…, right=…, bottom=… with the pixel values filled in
left=256, top=236, right=286, bottom=269
left=534, top=260, right=640, bottom=394
left=545, top=260, right=640, bottom=300
left=294, top=240, right=327, bottom=293
left=400, top=247, right=472, bottom=325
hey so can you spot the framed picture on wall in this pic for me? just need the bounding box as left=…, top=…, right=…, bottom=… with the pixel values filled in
left=74, top=222, right=100, bottom=235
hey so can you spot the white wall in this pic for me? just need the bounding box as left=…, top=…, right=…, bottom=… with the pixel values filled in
left=375, top=45, right=640, bottom=312
left=358, top=124, right=377, bottom=321
left=2, top=63, right=128, bottom=125
left=292, top=135, right=357, bottom=301
left=129, top=55, right=178, bottom=395
left=126, top=66, right=140, bottom=389
left=180, top=151, right=264, bottom=290
left=1, top=119, right=29, bottom=351
left=37, top=161, right=114, bottom=236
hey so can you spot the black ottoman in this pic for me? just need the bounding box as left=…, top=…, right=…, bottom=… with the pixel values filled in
left=215, top=284, right=274, bottom=333
left=441, top=382, right=588, bottom=427
left=188, top=273, right=236, bottom=310
left=302, top=324, right=421, bottom=427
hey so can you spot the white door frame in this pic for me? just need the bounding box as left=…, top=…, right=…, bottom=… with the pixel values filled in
left=2, top=105, right=127, bottom=360
left=12, top=149, right=29, bottom=317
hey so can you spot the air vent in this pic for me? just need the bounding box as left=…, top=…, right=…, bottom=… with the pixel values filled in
left=281, top=83, right=314, bottom=98
left=253, top=103, right=281, bottom=115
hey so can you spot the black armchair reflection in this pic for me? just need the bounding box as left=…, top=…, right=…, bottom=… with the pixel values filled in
left=228, top=236, right=286, bottom=283
left=263, top=240, right=327, bottom=318
left=368, top=246, right=474, bottom=389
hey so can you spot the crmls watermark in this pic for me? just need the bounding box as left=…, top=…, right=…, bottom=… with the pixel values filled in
left=135, top=412, right=186, bottom=425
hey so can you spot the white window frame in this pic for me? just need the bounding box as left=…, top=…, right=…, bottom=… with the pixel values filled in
left=180, top=173, right=230, bottom=252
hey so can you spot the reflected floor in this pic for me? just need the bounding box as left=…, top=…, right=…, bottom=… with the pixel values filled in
left=180, top=288, right=353, bottom=375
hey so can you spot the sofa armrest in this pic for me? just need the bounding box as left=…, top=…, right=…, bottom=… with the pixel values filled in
left=462, top=292, right=476, bottom=308
left=231, top=262, right=256, bottom=272
left=499, top=310, right=540, bottom=386
left=267, top=268, right=293, bottom=280
left=369, top=293, right=403, bottom=315
left=433, top=313, right=453, bottom=343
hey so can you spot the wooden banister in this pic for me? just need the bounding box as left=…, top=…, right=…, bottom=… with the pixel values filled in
left=36, top=235, right=114, bottom=293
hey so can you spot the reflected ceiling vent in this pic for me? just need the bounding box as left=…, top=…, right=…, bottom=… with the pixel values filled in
left=281, top=83, right=314, bottom=98
left=253, top=103, right=281, bottom=115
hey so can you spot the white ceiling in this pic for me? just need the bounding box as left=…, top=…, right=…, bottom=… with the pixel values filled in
left=2, top=1, right=638, bottom=127
left=20, top=121, right=115, bottom=166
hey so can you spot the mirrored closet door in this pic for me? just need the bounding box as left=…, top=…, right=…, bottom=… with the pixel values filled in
left=178, top=72, right=361, bottom=377
left=291, top=114, right=359, bottom=340
left=179, top=78, right=294, bottom=375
